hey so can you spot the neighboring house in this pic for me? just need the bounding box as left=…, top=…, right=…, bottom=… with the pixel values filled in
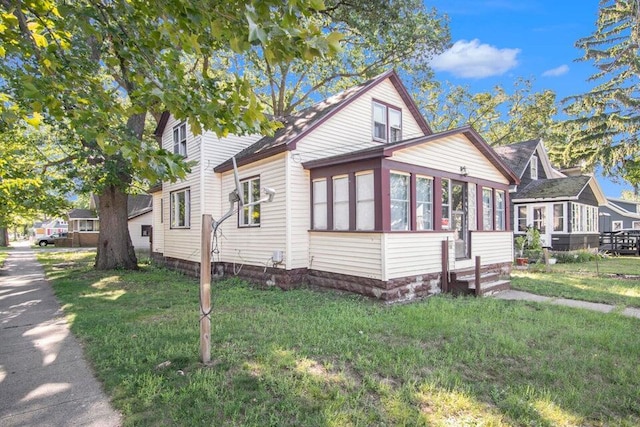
left=66, top=208, right=100, bottom=247
left=494, top=139, right=606, bottom=250
left=33, top=218, right=68, bottom=238
left=127, top=194, right=153, bottom=250
left=151, top=70, right=519, bottom=301
left=599, top=197, right=640, bottom=232
left=64, top=194, right=153, bottom=249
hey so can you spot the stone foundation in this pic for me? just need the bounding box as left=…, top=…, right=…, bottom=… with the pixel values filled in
left=151, top=253, right=509, bottom=303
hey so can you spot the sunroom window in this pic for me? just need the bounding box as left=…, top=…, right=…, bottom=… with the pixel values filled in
left=356, top=172, right=375, bottom=230
left=390, top=173, right=410, bottom=230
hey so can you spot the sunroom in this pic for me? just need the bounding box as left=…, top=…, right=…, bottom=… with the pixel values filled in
left=302, top=127, right=519, bottom=300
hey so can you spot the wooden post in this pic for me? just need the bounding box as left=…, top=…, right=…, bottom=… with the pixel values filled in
left=200, top=214, right=212, bottom=363
left=475, top=256, right=481, bottom=296
left=441, top=240, right=449, bottom=293
left=543, top=248, right=550, bottom=273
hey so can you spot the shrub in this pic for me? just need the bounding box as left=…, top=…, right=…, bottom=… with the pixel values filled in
left=552, top=250, right=598, bottom=264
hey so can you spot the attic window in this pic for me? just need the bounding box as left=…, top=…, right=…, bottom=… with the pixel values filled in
left=372, top=101, right=402, bottom=143
left=530, top=155, right=538, bottom=180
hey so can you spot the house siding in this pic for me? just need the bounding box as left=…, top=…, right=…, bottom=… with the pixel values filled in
left=383, top=233, right=455, bottom=280
left=286, top=155, right=311, bottom=269
left=217, top=154, right=287, bottom=267
left=293, top=79, right=427, bottom=164
left=390, top=134, right=510, bottom=185
left=128, top=212, right=151, bottom=250
left=308, top=232, right=383, bottom=280
left=470, top=232, right=513, bottom=265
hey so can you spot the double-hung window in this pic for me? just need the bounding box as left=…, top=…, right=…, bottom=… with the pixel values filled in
left=553, top=203, right=564, bottom=232
left=170, top=188, right=190, bottom=228
left=495, top=190, right=505, bottom=231
left=390, top=172, right=410, bottom=230
left=517, top=206, right=527, bottom=232
left=240, top=177, right=261, bottom=227
left=416, top=176, right=433, bottom=230
left=173, top=122, right=187, bottom=156
left=482, top=188, right=493, bottom=230
left=441, top=178, right=450, bottom=229
left=333, top=176, right=350, bottom=230
left=356, top=172, right=375, bottom=230
left=312, top=179, right=327, bottom=230
left=372, top=101, right=402, bottom=143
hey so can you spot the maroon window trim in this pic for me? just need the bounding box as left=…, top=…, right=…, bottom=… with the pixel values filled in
left=372, top=99, right=402, bottom=143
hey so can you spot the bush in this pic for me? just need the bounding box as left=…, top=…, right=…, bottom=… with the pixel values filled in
left=552, top=250, right=598, bottom=264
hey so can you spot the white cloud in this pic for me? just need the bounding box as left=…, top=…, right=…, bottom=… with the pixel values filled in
left=542, top=64, right=569, bottom=77
left=430, top=39, right=520, bottom=78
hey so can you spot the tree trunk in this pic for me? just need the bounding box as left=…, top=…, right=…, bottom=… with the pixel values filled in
left=0, top=227, right=8, bottom=247
left=94, top=185, right=138, bottom=270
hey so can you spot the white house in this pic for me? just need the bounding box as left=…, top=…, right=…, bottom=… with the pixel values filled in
left=151, top=71, right=519, bottom=301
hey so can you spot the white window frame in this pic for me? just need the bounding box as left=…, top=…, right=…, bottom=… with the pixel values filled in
left=170, top=188, right=190, bottom=229
left=530, top=155, right=538, bottom=180
left=389, top=109, right=402, bottom=142
left=633, top=221, right=640, bottom=230
left=312, top=179, right=327, bottom=230
left=372, top=101, right=402, bottom=143
left=239, top=177, right=261, bottom=227
left=333, top=175, right=350, bottom=230
left=612, top=220, right=623, bottom=231
left=77, top=219, right=99, bottom=232
left=517, top=206, right=527, bottom=232
left=356, top=171, right=375, bottom=231
left=553, top=203, right=565, bottom=232
left=416, top=176, right=433, bottom=230
left=468, top=183, right=477, bottom=231
left=173, top=122, right=187, bottom=157
left=390, top=172, right=410, bottom=231
left=495, top=190, right=505, bottom=231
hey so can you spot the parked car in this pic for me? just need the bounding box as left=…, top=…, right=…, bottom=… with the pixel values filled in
left=37, top=233, right=67, bottom=247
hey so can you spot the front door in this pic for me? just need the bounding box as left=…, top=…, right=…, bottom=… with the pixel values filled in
left=533, top=206, right=550, bottom=247
left=451, top=181, right=468, bottom=259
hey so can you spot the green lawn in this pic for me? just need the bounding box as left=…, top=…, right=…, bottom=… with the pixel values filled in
left=512, top=257, right=640, bottom=308
left=0, top=246, right=11, bottom=267
left=39, top=252, right=640, bottom=426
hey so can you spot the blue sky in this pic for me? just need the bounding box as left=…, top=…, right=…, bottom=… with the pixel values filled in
left=426, top=0, right=634, bottom=197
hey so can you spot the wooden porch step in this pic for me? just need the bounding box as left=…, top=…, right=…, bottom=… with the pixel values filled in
left=453, top=271, right=500, bottom=286
left=468, top=279, right=511, bottom=296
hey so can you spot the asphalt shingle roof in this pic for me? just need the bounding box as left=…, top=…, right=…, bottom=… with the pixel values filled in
left=515, top=175, right=591, bottom=200
left=493, top=139, right=540, bottom=179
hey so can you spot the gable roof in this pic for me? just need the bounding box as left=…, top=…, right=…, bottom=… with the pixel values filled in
left=493, top=139, right=540, bottom=178
left=214, top=70, right=432, bottom=172
left=302, top=125, right=519, bottom=184
left=68, top=208, right=97, bottom=219
left=604, top=200, right=640, bottom=219
left=127, top=195, right=153, bottom=219
left=512, top=175, right=606, bottom=204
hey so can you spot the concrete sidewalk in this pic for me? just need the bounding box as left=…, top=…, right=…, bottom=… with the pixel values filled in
left=494, top=289, right=640, bottom=319
left=0, top=242, right=121, bottom=427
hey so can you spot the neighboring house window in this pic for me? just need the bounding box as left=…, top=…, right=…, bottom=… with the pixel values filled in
left=170, top=188, right=190, bottom=228
left=372, top=101, right=402, bottom=143
left=517, top=206, right=527, bottom=232
left=356, top=172, right=375, bottom=230
left=333, top=176, right=349, bottom=230
left=482, top=188, right=493, bottom=230
left=530, top=155, right=538, bottom=180
left=141, top=225, right=151, bottom=237
left=612, top=220, right=623, bottom=231
left=240, top=177, right=261, bottom=227
left=441, top=178, right=450, bottom=229
left=495, top=190, right=505, bottom=231
left=468, top=184, right=477, bottom=231
left=78, top=220, right=99, bottom=232
left=416, top=176, right=433, bottom=230
left=533, top=206, right=547, bottom=233
left=553, top=203, right=564, bottom=232
left=390, top=172, right=410, bottom=230
left=633, top=221, right=640, bottom=230
left=312, top=179, right=327, bottom=230
left=173, top=122, right=187, bottom=156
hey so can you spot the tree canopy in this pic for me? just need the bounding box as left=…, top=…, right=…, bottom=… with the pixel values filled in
left=0, top=0, right=342, bottom=267
left=564, top=0, right=640, bottom=187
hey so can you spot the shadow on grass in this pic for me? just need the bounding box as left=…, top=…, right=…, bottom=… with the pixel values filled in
left=39, top=253, right=640, bottom=426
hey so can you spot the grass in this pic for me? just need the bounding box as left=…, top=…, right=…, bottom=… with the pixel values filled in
left=0, top=245, right=12, bottom=267
left=512, top=256, right=640, bottom=308
left=38, top=251, right=640, bottom=426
